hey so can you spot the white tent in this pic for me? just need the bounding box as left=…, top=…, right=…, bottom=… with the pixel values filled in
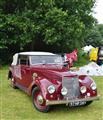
left=82, top=45, right=93, bottom=53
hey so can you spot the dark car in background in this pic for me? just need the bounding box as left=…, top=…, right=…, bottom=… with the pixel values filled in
left=97, top=47, right=103, bottom=65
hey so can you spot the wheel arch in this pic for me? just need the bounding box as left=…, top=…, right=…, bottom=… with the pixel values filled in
left=31, top=84, right=38, bottom=94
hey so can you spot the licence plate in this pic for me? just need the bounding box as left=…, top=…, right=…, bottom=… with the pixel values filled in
left=69, top=101, right=86, bottom=107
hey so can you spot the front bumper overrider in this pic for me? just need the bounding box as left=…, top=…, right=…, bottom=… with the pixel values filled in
left=46, top=95, right=100, bottom=106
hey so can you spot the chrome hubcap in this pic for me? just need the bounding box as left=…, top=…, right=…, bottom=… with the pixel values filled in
left=37, top=95, right=44, bottom=104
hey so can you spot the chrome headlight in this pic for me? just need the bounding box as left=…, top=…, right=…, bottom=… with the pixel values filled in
left=61, top=87, right=68, bottom=96
left=90, top=82, right=96, bottom=90
left=47, top=85, right=55, bottom=94
left=80, top=86, right=87, bottom=94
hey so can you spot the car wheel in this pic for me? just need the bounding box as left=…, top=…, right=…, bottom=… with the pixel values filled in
left=10, top=77, right=16, bottom=89
left=32, top=87, right=50, bottom=112
left=85, top=101, right=93, bottom=106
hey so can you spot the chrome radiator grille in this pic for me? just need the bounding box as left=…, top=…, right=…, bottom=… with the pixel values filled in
left=62, top=76, right=80, bottom=99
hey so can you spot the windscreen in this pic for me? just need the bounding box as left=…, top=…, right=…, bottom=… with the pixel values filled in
left=30, top=55, right=63, bottom=65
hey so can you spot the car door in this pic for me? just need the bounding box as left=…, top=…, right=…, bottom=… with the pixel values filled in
left=16, top=55, right=32, bottom=91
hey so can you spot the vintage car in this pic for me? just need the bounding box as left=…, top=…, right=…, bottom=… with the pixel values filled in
left=8, top=52, right=100, bottom=112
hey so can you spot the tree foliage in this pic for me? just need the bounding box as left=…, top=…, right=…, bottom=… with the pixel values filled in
left=85, top=24, right=103, bottom=47
left=0, top=0, right=96, bottom=52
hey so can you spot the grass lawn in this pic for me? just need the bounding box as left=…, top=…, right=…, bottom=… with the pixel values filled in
left=0, top=67, right=103, bottom=120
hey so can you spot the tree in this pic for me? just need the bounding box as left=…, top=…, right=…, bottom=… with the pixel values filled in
left=98, top=24, right=103, bottom=39
left=0, top=0, right=96, bottom=52
left=85, top=24, right=103, bottom=47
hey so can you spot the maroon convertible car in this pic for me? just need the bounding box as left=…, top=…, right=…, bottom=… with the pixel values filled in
left=8, top=52, right=100, bottom=112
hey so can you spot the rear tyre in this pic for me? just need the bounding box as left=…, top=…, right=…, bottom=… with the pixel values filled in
left=32, top=87, right=50, bottom=112
left=85, top=101, right=93, bottom=106
left=10, top=77, right=16, bottom=89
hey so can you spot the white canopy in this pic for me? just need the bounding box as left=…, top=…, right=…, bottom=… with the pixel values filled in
left=82, top=45, right=93, bottom=53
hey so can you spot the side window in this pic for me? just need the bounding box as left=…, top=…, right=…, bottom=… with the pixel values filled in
left=17, top=55, right=29, bottom=65
left=20, top=59, right=27, bottom=65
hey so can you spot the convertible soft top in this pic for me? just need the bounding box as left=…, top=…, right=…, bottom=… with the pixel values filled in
left=11, top=52, right=55, bottom=65
left=19, top=52, right=55, bottom=56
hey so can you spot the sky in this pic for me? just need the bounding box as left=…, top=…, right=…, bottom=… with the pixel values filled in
left=93, top=0, right=103, bottom=24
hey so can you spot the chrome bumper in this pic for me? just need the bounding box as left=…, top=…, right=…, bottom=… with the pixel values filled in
left=46, top=95, right=100, bottom=106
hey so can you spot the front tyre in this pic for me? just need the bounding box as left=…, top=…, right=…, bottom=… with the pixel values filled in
left=32, top=87, right=50, bottom=112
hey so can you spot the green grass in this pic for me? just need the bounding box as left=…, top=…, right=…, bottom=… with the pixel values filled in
left=0, top=68, right=103, bottom=120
